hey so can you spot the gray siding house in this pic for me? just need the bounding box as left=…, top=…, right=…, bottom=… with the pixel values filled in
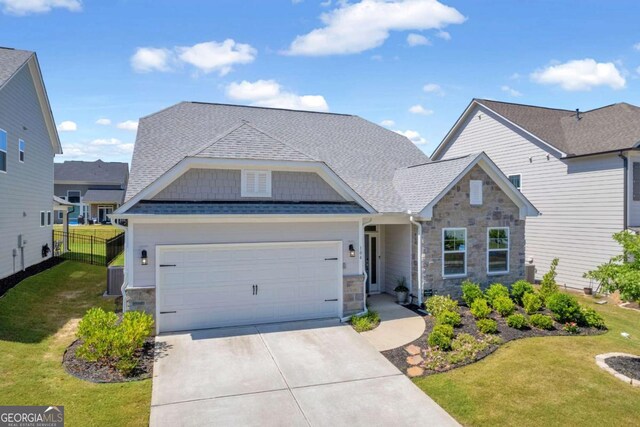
left=112, top=102, right=537, bottom=334
left=54, top=160, right=129, bottom=224
left=0, top=47, right=62, bottom=281
left=432, top=99, right=640, bottom=290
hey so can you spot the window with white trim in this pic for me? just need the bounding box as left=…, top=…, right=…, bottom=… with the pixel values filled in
left=57, top=211, right=63, bottom=220
left=488, top=227, right=509, bottom=274
left=508, top=174, right=521, bottom=190
left=47, top=211, right=52, bottom=226
left=0, top=129, right=6, bottom=172
left=67, top=190, right=81, bottom=204
left=442, top=228, right=466, bottom=277
left=241, top=170, right=271, bottom=197
left=18, top=139, right=25, bottom=163
left=470, top=180, right=483, bottom=205
left=40, top=211, right=45, bottom=227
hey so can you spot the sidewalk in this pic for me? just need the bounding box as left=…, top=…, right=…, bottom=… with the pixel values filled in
left=361, top=294, right=426, bottom=351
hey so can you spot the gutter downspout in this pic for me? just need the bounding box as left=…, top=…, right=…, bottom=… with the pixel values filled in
left=341, top=218, right=372, bottom=321
left=620, top=151, right=628, bottom=230
left=409, top=215, right=423, bottom=306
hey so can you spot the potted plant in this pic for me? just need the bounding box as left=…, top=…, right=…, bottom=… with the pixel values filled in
left=394, top=277, right=409, bottom=304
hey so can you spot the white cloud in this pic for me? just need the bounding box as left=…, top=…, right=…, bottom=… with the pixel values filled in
left=116, top=120, right=139, bottom=131
left=409, top=104, right=433, bottom=115
left=177, top=39, right=257, bottom=76
left=95, top=118, right=111, bottom=126
left=407, top=33, right=430, bottom=47
left=501, top=85, right=522, bottom=97
left=0, top=0, right=81, bottom=15
left=58, top=138, right=133, bottom=162
left=423, top=83, right=444, bottom=95
left=226, top=79, right=329, bottom=112
left=633, top=42, right=640, bottom=51
left=371, top=54, right=383, bottom=61
left=395, top=129, right=427, bottom=145
left=131, top=47, right=173, bottom=73
left=435, top=30, right=451, bottom=40
left=57, top=121, right=77, bottom=132
left=285, top=0, right=465, bottom=56
left=130, top=39, right=256, bottom=76
left=380, top=119, right=395, bottom=127
left=89, top=138, right=121, bottom=146
left=531, top=58, right=626, bottom=91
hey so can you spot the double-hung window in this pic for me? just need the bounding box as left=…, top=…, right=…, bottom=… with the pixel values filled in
left=0, top=129, right=6, bottom=172
left=442, top=228, right=467, bottom=277
left=508, top=174, right=521, bottom=191
left=488, top=227, right=509, bottom=274
left=18, top=139, right=25, bottom=163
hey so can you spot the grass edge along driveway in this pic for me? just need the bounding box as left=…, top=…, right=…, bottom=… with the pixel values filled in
left=414, top=293, right=640, bottom=427
left=0, top=261, right=151, bottom=427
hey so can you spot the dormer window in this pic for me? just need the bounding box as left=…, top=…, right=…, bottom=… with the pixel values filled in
left=241, top=170, right=271, bottom=198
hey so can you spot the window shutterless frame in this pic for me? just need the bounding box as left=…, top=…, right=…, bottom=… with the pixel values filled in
left=18, top=139, right=25, bottom=163
left=40, top=211, right=46, bottom=227
left=0, top=128, right=7, bottom=173
left=487, top=227, right=509, bottom=274
left=442, top=227, right=467, bottom=278
left=508, top=174, right=522, bottom=191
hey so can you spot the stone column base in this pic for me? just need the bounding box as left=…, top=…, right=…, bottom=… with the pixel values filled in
left=124, top=286, right=156, bottom=318
left=343, top=275, right=365, bottom=316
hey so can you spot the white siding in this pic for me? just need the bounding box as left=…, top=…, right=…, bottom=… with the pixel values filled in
left=383, top=224, right=412, bottom=294
left=130, top=220, right=360, bottom=288
left=0, top=64, right=55, bottom=280
left=438, top=106, right=624, bottom=289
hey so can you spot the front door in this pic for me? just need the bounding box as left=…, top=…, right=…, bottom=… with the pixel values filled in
left=98, top=206, right=113, bottom=223
left=365, top=232, right=380, bottom=294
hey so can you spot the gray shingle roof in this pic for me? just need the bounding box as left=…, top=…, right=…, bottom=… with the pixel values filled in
left=0, top=47, right=32, bottom=88
left=126, top=102, right=429, bottom=212
left=476, top=99, right=640, bottom=157
left=393, top=154, right=479, bottom=213
left=126, top=201, right=367, bottom=215
left=55, top=160, right=129, bottom=184
left=82, top=189, right=125, bottom=204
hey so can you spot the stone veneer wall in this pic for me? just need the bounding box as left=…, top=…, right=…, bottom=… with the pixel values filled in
left=343, top=275, right=365, bottom=316
left=124, top=287, right=156, bottom=317
left=421, top=165, right=526, bottom=299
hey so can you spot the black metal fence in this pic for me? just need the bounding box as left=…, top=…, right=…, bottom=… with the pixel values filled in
left=52, top=230, right=124, bottom=266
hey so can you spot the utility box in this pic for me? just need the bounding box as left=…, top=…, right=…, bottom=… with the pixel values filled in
left=525, top=264, right=536, bottom=284
left=17, top=234, right=26, bottom=247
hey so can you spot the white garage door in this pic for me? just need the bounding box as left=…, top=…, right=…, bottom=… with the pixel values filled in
left=156, top=241, right=342, bottom=333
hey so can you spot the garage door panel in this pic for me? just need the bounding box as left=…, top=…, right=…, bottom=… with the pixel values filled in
left=157, top=241, right=342, bottom=333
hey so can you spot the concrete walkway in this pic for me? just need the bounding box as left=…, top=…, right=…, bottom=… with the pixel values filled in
left=361, top=294, right=426, bottom=351
left=150, top=319, right=458, bottom=427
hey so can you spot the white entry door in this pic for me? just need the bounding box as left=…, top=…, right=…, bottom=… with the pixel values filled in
left=156, top=241, right=342, bottom=333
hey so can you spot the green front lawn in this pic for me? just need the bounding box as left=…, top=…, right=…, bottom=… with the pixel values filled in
left=110, top=251, right=125, bottom=267
left=0, top=262, right=151, bottom=426
left=415, top=294, right=640, bottom=426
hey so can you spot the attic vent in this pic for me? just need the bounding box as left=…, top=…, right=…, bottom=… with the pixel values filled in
left=470, top=180, right=483, bottom=205
left=241, top=170, right=271, bottom=198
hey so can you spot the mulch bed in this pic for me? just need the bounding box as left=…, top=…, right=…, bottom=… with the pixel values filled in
left=620, top=301, right=640, bottom=312
left=63, top=337, right=155, bottom=383
left=606, top=356, right=640, bottom=381
left=382, top=304, right=606, bottom=377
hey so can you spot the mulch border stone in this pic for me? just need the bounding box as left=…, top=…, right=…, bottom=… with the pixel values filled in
left=595, top=353, right=640, bottom=387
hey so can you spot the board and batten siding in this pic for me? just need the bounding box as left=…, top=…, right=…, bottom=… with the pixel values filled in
left=0, top=64, right=55, bottom=280
left=383, top=224, right=412, bottom=294
left=436, top=105, right=624, bottom=289
left=129, top=221, right=360, bottom=288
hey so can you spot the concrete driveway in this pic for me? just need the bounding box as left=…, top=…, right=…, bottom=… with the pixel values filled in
left=150, top=319, right=459, bottom=427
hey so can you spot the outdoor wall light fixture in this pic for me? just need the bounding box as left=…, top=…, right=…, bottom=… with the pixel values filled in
left=141, top=249, right=148, bottom=265
left=348, top=244, right=356, bottom=257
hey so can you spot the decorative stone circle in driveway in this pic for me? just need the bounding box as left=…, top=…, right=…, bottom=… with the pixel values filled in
left=595, top=353, right=640, bottom=387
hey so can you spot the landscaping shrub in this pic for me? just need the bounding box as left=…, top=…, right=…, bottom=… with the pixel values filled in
left=470, top=298, right=492, bottom=319
left=492, top=295, right=516, bottom=317
left=522, top=291, right=543, bottom=314
left=461, top=280, right=483, bottom=306
left=426, top=295, right=458, bottom=317
left=476, top=318, right=498, bottom=334
left=546, top=293, right=582, bottom=323
left=428, top=324, right=454, bottom=350
left=563, top=322, right=579, bottom=334
left=511, top=280, right=534, bottom=305
left=448, top=333, right=489, bottom=364
left=580, top=307, right=606, bottom=329
left=485, top=283, right=510, bottom=305
left=76, top=308, right=154, bottom=375
left=506, top=313, right=528, bottom=329
left=351, top=311, right=380, bottom=332
left=539, top=258, right=560, bottom=303
left=436, top=310, right=462, bottom=327
left=529, top=313, right=554, bottom=330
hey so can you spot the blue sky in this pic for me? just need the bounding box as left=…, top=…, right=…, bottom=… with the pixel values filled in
left=1, top=0, right=639, bottom=163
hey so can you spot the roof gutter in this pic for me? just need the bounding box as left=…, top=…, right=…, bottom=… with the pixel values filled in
left=620, top=152, right=629, bottom=230
left=563, top=148, right=638, bottom=160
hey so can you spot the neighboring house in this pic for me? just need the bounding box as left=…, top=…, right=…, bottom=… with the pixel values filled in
left=432, top=99, right=640, bottom=290
left=112, top=102, right=537, bottom=334
left=54, top=160, right=129, bottom=224
left=0, top=47, right=62, bottom=281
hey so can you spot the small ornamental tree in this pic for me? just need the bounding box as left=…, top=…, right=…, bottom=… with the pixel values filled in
left=539, top=258, right=560, bottom=302
left=584, top=231, right=640, bottom=303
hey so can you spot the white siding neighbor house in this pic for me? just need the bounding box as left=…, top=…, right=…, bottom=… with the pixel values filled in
left=112, top=102, right=537, bottom=334
left=0, top=47, right=62, bottom=282
left=431, top=99, right=640, bottom=290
